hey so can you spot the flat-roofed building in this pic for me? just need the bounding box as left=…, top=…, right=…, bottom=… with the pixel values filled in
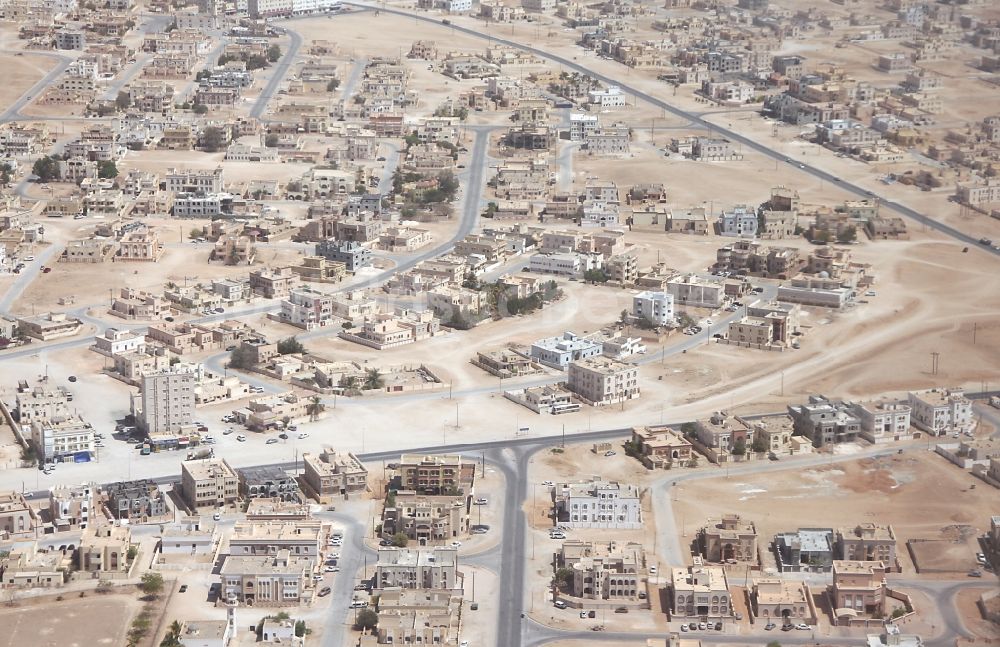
left=699, top=514, right=758, bottom=564
left=229, top=520, right=323, bottom=558
left=238, top=466, right=300, bottom=502
left=220, top=549, right=312, bottom=607
left=907, top=388, right=973, bottom=436
left=629, top=425, right=694, bottom=468
left=559, top=539, right=648, bottom=606
left=774, top=528, right=835, bottom=573
left=632, top=291, right=674, bottom=326
left=830, top=560, right=888, bottom=619
left=374, top=546, right=461, bottom=592
left=15, top=312, right=83, bottom=341
left=671, top=558, right=732, bottom=619
left=138, top=369, right=195, bottom=435
left=472, top=348, right=540, bottom=378
left=566, top=356, right=640, bottom=407
left=180, top=458, right=239, bottom=510
left=249, top=266, right=300, bottom=298
left=554, top=478, right=642, bottom=529
left=750, top=578, right=817, bottom=625
left=382, top=490, right=469, bottom=545
left=301, top=448, right=368, bottom=502
left=372, top=588, right=463, bottom=646
left=78, top=525, right=131, bottom=574
left=31, top=415, right=94, bottom=464
left=853, top=400, right=912, bottom=444
left=0, top=492, right=38, bottom=538
left=395, top=454, right=475, bottom=495
left=530, top=332, right=602, bottom=370
left=837, top=524, right=898, bottom=571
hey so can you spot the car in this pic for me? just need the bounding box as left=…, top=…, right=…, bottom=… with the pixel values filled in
left=471, top=525, right=489, bottom=534
left=349, top=599, right=368, bottom=609
left=449, top=541, right=462, bottom=548
left=713, top=333, right=724, bottom=339
left=289, top=425, right=298, bottom=431
left=980, top=238, right=993, bottom=246
left=223, top=428, right=234, bottom=435
left=23, top=255, right=34, bottom=261
left=474, top=497, right=488, bottom=505
left=278, top=433, right=288, bottom=440
left=714, top=622, right=723, bottom=631
left=266, top=438, right=278, bottom=444
left=298, top=433, right=309, bottom=439
left=752, top=287, right=764, bottom=294
left=781, top=624, right=793, bottom=631
left=795, top=624, right=810, bottom=630
left=798, top=164, right=805, bottom=169
left=325, top=565, right=339, bottom=572
left=698, top=622, right=706, bottom=630
left=460, top=641, right=469, bottom=647
left=604, top=450, right=616, bottom=456
left=178, top=584, right=188, bottom=592
left=580, top=611, right=589, bottom=619
left=549, top=532, right=566, bottom=539
left=313, top=574, right=324, bottom=581
left=688, top=623, right=697, bottom=631
left=614, top=607, right=628, bottom=614
left=67, top=375, right=77, bottom=382
left=680, top=624, right=688, bottom=632
left=318, top=586, right=331, bottom=596
left=164, top=316, right=174, bottom=322
left=541, top=480, right=554, bottom=486
left=703, top=319, right=713, bottom=325
left=328, top=553, right=340, bottom=559
left=648, top=565, right=657, bottom=574
left=553, top=601, right=567, bottom=609
left=214, top=307, right=224, bottom=313
left=236, top=434, right=247, bottom=442
left=968, top=569, right=983, bottom=577
left=379, top=539, right=392, bottom=546
left=42, top=267, right=51, bottom=273
left=213, top=512, right=222, bottom=521
left=354, top=583, right=369, bottom=591
left=764, top=622, right=776, bottom=631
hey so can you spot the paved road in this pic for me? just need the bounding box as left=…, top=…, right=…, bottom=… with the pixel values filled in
left=348, top=1, right=1000, bottom=259
left=250, top=28, right=303, bottom=119
left=0, top=51, right=72, bottom=124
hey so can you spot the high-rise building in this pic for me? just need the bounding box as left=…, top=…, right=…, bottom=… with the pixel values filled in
left=138, top=370, right=195, bottom=434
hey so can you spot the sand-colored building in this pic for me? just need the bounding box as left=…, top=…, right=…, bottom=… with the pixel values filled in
left=670, top=558, right=732, bottom=619
left=699, top=514, right=759, bottom=564
left=629, top=425, right=695, bottom=468
left=300, top=448, right=368, bottom=502
left=180, top=458, right=239, bottom=510
left=750, top=578, right=818, bottom=625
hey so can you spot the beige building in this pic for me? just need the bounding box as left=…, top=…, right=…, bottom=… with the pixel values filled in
left=699, top=514, right=759, bottom=564
left=300, top=448, right=368, bottom=502
left=396, top=454, right=476, bottom=495
left=566, top=356, right=640, bottom=406
left=382, top=491, right=469, bottom=545
left=838, top=524, right=898, bottom=571
left=750, top=578, right=818, bottom=625
left=78, top=525, right=132, bottom=575
left=229, top=521, right=324, bottom=558
left=671, top=558, right=732, bottom=619
left=137, top=370, right=195, bottom=435
left=250, top=266, right=300, bottom=298
left=117, top=229, right=164, bottom=262
left=558, top=540, right=649, bottom=606
left=629, top=425, right=695, bottom=468
left=374, top=547, right=461, bottom=592
left=110, top=288, right=169, bottom=321
left=220, top=550, right=313, bottom=607
left=15, top=312, right=83, bottom=341
left=367, top=588, right=462, bottom=647
left=0, top=492, right=38, bottom=538
left=180, top=458, right=240, bottom=510
left=830, top=560, right=888, bottom=620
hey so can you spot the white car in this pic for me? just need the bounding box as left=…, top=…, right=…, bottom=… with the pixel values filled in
left=541, top=480, right=554, bottom=487
left=474, top=498, right=488, bottom=505
left=328, top=552, right=341, bottom=559
left=449, top=541, right=462, bottom=548
left=236, top=434, right=246, bottom=442
left=313, top=574, right=324, bottom=581
left=325, top=565, right=339, bottom=572
left=298, top=433, right=309, bottom=439
left=794, top=624, right=810, bottom=630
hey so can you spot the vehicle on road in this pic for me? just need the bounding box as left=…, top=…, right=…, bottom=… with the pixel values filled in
left=236, top=434, right=246, bottom=442
left=541, top=480, right=554, bottom=486
left=553, top=600, right=566, bottom=609
left=325, top=565, right=339, bottom=572
left=349, top=599, right=368, bottom=608
left=449, top=541, right=462, bottom=548
left=698, top=622, right=706, bottom=630
left=474, top=497, right=487, bottom=505
left=764, top=622, right=776, bottom=631
left=794, top=624, right=810, bottom=630
left=318, top=587, right=331, bottom=596
left=266, top=438, right=278, bottom=444
left=179, top=585, right=188, bottom=592
left=278, top=433, right=288, bottom=440
left=298, top=433, right=309, bottom=439
left=604, top=450, right=616, bottom=456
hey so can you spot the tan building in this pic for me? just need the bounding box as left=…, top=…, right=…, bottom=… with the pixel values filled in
left=137, top=369, right=195, bottom=435
left=301, top=448, right=368, bottom=502
left=838, top=524, right=898, bottom=571
left=830, top=560, right=888, bottom=620
left=395, top=454, right=476, bottom=495
left=629, top=425, right=695, bottom=468
left=78, top=525, right=132, bottom=575
left=670, top=558, right=732, bottom=619
left=291, top=255, right=346, bottom=283
left=62, top=238, right=114, bottom=263
left=374, top=547, right=461, bottom=592
left=110, top=288, right=169, bottom=320
left=15, top=313, right=83, bottom=341
left=471, top=348, right=541, bottom=379
left=117, top=229, right=164, bottom=262
left=699, top=514, right=759, bottom=564
left=249, top=266, right=300, bottom=299
left=180, top=458, right=240, bottom=510
left=559, top=540, right=649, bottom=606
left=229, top=520, right=324, bottom=558
left=220, top=550, right=312, bottom=607
left=382, top=490, right=469, bottom=545
left=0, top=492, right=38, bottom=538
left=367, top=588, right=462, bottom=647
left=566, top=356, right=640, bottom=407
left=750, top=578, right=818, bottom=625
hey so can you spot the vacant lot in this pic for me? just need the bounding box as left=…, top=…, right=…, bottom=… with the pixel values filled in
left=0, top=594, right=140, bottom=647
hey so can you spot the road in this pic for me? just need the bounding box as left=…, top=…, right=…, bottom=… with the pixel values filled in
left=0, top=51, right=72, bottom=124
left=250, top=28, right=303, bottom=119
left=347, top=1, right=1000, bottom=259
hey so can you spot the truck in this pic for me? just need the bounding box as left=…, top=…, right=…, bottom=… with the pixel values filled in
left=187, top=448, right=214, bottom=460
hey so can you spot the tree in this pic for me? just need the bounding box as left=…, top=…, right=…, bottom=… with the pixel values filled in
left=554, top=567, right=574, bottom=592
left=390, top=532, right=408, bottom=547
left=355, top=608, right=379, bottom=631
left=31, top=156, right=59, bottom=182
left=751, top=435, right=769, bottom=454
left=620, top=309, right=629, bottom=324
left=277, top=337, right=305, bottom=355
left=338, top=374, right=359, bottom=391
left=228, top=345, right=256, bottom=370
left=837, top=225, right=857, bottom=244
left=126, top=545, right=138, bottom=561
left=265, top=133, right=279, bottom=148
left=732, top=437, right=746, bottom=456
left=201, top=126, right=224, bottom=152
left=363, top=368, right=384, bottom=390
left=583, top=268, right=609, bottom=283
left=267, top=44, right=282, bottom=63
left=97, top=160, right=118, bottom=179
left=680, top=422, right=697, bottom=438
left=687, top=456, right=699, bottom=468
left=461, top=271, right=480, bottom=290
left=813, top=228, right=831, bottom=244
left=766, top=642, right=782, bottom=647
left=307, top=396, right=324, bottom=421
left=294, top=620, right=307, bottom=637
left=192, top=103, right=209, bottom=115
left=159, top=620, right=182, bottom=647
left=326, top=79, right=340, bottom=92
left=115, top=91, right=131, bottom=111
left=247, top=54, right=268, bottom=70
left=0, top=163, right=11, bottom=187
left=189, top=227, right=204, bottom=240
left=138, top=572, right=164, bottom=598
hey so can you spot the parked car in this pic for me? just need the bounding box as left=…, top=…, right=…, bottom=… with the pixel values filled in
left=298, top=433, right=309, bottom=439
left=764, top=622, right=776, bottom=631
left=553, top=601, right=567, bottom=609
left=349, top=599, right=368, bottom=609
left=449, top=541, right=462, bottom=548
left=604, top=450, right=616, bottom=456
left=794, top=624, right=810, bottom=630
left=266, top=438, right=278, bottom=444
left=318, top=587, right=331, bottom=596
left=236, top=434, right=246, bottom=442
left=278, top=432, right=288, bottom=440
left=179, top=584, right=188, bottom=593
left=474, top=498, right=488, bottom=505
left=541, top=480, right=554, bottom=486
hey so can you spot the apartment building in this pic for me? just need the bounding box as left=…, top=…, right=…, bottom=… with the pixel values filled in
left=395, top=454, right=475, bottom=495
left=279, top=287, right=334, bottom=330
left=229, top=520, right=323, bottom=558
left=838, top=524, right=898, bottom=571
left=670, top=558, right=732, bottom=619
left=102, top=479, right=167, bottom=521
left=372, top=588, right=462, bottom=647
left=558, top=540, right=648, bottom=605
left=249, top=266, right=300, bottom=299
left=31, top=415, right=94, bottom=464
left=907, top=388, right=973, bottom=436
left=629, top=425, right=694, bottom=468
left=632, top=291, right=674, bottom=326
left=788, top=395, right=862, bottom=448
left=138, top=370, right=195, bottom=435
left=165, top=167, right=224, bottom=194
left=382, top=491, right=470, bottom=545
left=180, top=458, right=240, bottom=510
left=718, top=205, right=758, bottom=238
left=666, top=274, right=724, bottom=308
left=238, top=466, right=301, bottom=502
left=374, top=547, right=461, bottom=591
left=78, top=525, right=132, bottom=575
left=530, top=332, right=602, bottom=370
left=315, top=240, right=373, bottom=272
left=15, top=382, right=73, bottom=427
left=852, top=400, right=912, bottom=444
left=699, top=514, right=759, bottom=564
left=566, top=356, right=640, bottom=407
left=220, top=550, right=312, bottom=607
left=554, top=478, right=642, bottom=529
left=301, top=448, right=368, bottom=502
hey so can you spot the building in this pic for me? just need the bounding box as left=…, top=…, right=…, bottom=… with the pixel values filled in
left=15, top=312, right=83, bottom=341
left=177, top=619, right=232, bottom=647
left=718, top=205, right=757, bottom=238
left=750, top=578, right=817, bottom=626
left=671, top=558, right=732, bottom=619
left=180, top=458, right=240, bottom=510
left=238, top=466, right=300, bottom=502
left=138, top=370, right=195, bottom=435
left=301, top=448, right=368, bottom=502
left=0, top=492, right=38, bottom=538
left=699, top=514, right=758, bottom=564
left=774, top=528, right=835, bottom=573
left=31, top=415, right=94, bottom=464
left=103, top=479, right=167, bottom=521
left=632, top=291, right=674, bottom=326
left=830, top=560, right=888, bottom=619
left=374, top=546, right=461, bottom=591
left=908, top=388, right=973, bottom=436
left=371, top=588, right=462, bottom=647
left=838, top=524, right=898, bottom=571
left=566, top=356, right=640, bottom=407
left=382, top=490, right=469, bottom=545
left=471, top=348, right=540, bottom=379
left=110, top=288, right=168, bottom=321
left=279, top=287, right=334, bottom=330
left=220, top=550, right=312, bottom=607
left=853, top=400, right=912, bottom=444
left=250, top=266, right=300, bottom=299
left=315, top=239, right=373, bottom=272
left=395, top=454, right=475, bottom=495
left=530, top=332, right=602, bottom=370
left=78, top=525, right=131, bottom=575
left=666, top=275, right=724, bottom=308
left=788, top=395, right=862, bottom=448
left=229, top=520, right=323, bottom=558
left=553, top=478, right=642, bottom=529
left=91, top=328, right=146, bottom=357
left=629, top=425, right=694, bottom=468
left=558, top=540, right=648, bottom=606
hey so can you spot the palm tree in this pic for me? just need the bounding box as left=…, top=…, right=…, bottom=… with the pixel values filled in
left=363, top=368, right=384, bottom=390
left=307, top=395, right=325, bottom=421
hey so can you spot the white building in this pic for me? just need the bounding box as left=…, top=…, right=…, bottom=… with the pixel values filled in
left=718, top=205, right=758, bottom=238
left=568, top=113, right=599, bottom=142
left=908, top=388, right=973, bottom=436
left=530, top=332, right=602, bottom=370
left=31, top=417, right=94, bottom=464
left=632, top=291, right=674, bottom=326
left=853, top=400, right=912, bottom=444
left=92, top=328, right=147, bottom=357
left=588, top=86, right=627, bottom=110
left=279, top=288, right=334, bottom=330
left=553, top=478, right=642, bottom=529
left=529, top=251, right=601, bottom=277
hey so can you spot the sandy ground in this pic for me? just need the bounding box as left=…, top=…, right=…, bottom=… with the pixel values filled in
left=0, top=51, right=56, bottom=110
left=0, top=593, right=142, bottom=647
left=954, top=587, right=1000, bottom=644
left=672, top=450, right=994, bottom=574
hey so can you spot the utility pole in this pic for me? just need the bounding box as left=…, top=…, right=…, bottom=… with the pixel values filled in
left=931, top=352, right=940, bottom=376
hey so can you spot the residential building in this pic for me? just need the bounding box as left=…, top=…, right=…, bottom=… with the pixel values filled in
left=699, top=514, right=759, bottom=564
left=632, top=291, right=674, bottom=326
left=370, top=588, right=463, bottom=647
left=718, top=205, right=757, bottom=238
left=671, top=558, right=732, bottom=619
left=301, top=448, right=368, bottom=502
left=629, top=425, right=694, bottom=469
left=774, top=528, right=835, bottom=573
left=0, top=492, right=38, bottom=538
left=165, top=167, right=224, bottom=194
left=238, top=466, right=300, bottom=502
left=110, top=288, right=168, bottom=321
left=117, top=229, right=164, bottom=262
left=830, top=560, right=888, bottom=619
left=15, top=312, right=84, bottom=341
left=695, top=412, right=755, bottom=458
left=566, top=356, right=640, bottom=407
left=395, top=454, right=475, bottom=495
left=907, top=388, right=973, bottom=436
left=339, top=309, right=442, bottom=350
left=220, top=550, right=312, bottom=607
left=180, top=458, right=240, bottom=510
left=553, top=478, right=642, bottom=529
left=788, top=395, right=862, bottom=448
left=374, top=547, right=461, bottom=592
left=31, top=415, right=94, bottom=464
left=588, top=86, right=627, bottom=109
left=558, top=540, right=648, bottom=605
left=229, top=520, right=323, bottom=558
left=279, top=287, right=334, bottom=330
left=852, top=400, right=912, bottom=444
left=382, top=491, right=469, bottom=545
left=471, top=348, right=541, bottom=379
left=750, top=578, right=817, bottom=625
left=838, top=524, right=898, bottom=571
left=78, top=525, right=131, bottom=575
left=250, top=266, right=300, bottom=299
left=666, top=275, right=724, bottom=308
left=177, top=620, right=232, bottom=647
left=103, top=479, right=167, bottom=521
left=530, top=332, right=602, bottom=370
left=315, top=239, right=373, bottom=272
left=137, top=370, right=195, bottom=435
